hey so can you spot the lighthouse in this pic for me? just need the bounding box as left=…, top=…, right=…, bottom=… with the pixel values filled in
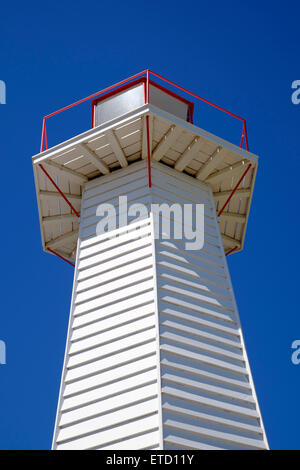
left=32, top=71, right=268, bottom=450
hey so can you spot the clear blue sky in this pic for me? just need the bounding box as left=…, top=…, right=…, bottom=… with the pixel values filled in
left=0, top=0, right=299, bottom=450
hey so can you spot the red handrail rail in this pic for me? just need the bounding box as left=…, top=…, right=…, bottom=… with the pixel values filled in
left=40, top=69, right=249, bottom=153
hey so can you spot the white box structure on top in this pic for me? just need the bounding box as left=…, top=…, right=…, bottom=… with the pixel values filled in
left=32, top=74, right=268, bottom=450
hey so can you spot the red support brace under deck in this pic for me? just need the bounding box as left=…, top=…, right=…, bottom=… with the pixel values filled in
left=218, top=163, right=252, bottom=217
left=47, top=248, right=75, bottom=267
left=39, top=164, right=80, bottom=218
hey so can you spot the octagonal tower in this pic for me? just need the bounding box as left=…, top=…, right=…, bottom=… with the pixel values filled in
left=32, top=71, right=268, bottom=450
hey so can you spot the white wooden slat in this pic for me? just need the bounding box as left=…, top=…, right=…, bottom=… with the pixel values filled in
left=161, top=372, right=254, bottom=404
left=75, top=267, right=154, bottom=306
left=155, top=231, right=222, bottom=258
left=151, top=186, right=212, bottom=216
left=80, top=210, right=151, bottom=241
left=78, top=236, right=152, bottom=271
left=102, top=430, right=160, bottom=450
left=76, top=257, right=153, bottom=294
left=161, top=358, right=250, bottom=391
left=42, top=213, right=78, bottom=224
left=160, top=331, right=244, bottom=362
left=65, top=340, right=157, bottom=383
left=43, top=159, right=88, bottom=183
left=220, top=212, right=246, bottom=224
left=164, top=434, right=221, bottom=450
left=154, top=231, right=219, bottom=258
left=162, top=387, right=259, bottom=419
left=174, top=137, right=203, bottom=171
left=157, top=270, right=231, bottom=301
left=164, top=419, right=266, bottom=449
left=156, top=235, right=222, bottom=260
left=151, top=159, right=210, bottom=192
left=151, top=173, right=210, bottom=206
left=142, top=115, right=153, bottom=159
left=158, top=279, right=234, bottom=312
left=57, top=400, right=158, bottom=442
left=213, top=188, right=251, bottom=199
left=160, top=319, right=241, bottom=350
left=159, top=307, right=239, bottom=337
left=82, top=185, right=150, bottom=220
left=152, top=125, right=182, bottom=162
left=60, top=374, right=158, bottom=421
left=45, top=230, right=78, bottom=249
left=80, top=214, right=151, bottom=241
left=83, top=164, right=148, bottom=199
left=160, top=344, right=247, bottom=376
left=82, top=177, right=149, bottom=212
left=56, top=414, right=159, bottom=450
left=205, top=160, right=247, bottom=184
left=79, top=143, right=110, bottom=175
left=67, top=327, right=156, bottom=369
left=79, top=224, right=152, bottom=261
left=156, top=247, right=226, bottom=279
left=69, top=315, right=156, bottom=355
left=79, top=216, right=151, bottom=249
left=156, top=257, right=229, bottom=288
left=80, top=206, right=152, bottom=239
left=152, top=166, right=210, bottom=197
left=39, top=190, right=81, bottom=200
left=163, top=403, right=262, bottom=435
left=72, top=291, right=155, bottom=329
left=152, top=206, right=217, bottom=235
left=77, top=246, right=153, bottom=282
left=106, top=129, right=128, bottom=168
left=221, top=234, right=241, bottom=249
left=71, top=302, right=155, bottom=342
left=64, top=354, right=157, bottom=398
left=160, top=296, right=236, bottom=324
left=195, top=147, right=226, bottom=180
left=73, top=279, right=155, bottom=317
left=150, top=196, right=215, bottom=229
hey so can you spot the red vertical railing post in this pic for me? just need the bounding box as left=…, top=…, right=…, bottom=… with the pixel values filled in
left=40, top=118, right=48, bottom=152
left=44, top=119, right=48, bottom=150
left=145, top=70, right=151, bottom=188
left=146, top=69, right=150, bottom=104
left=240, top=122, right=245, bottom=149
left=243, top=120, right=249, bottom=151
left=40, top=118, right=46, bottom=152
left=146, top=115, right=152, bottom=188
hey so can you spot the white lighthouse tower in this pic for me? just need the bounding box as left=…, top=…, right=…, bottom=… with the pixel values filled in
left=32, top=71, right=268, bottom=450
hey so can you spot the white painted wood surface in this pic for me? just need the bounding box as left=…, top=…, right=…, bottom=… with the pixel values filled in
left=52, top=160, right=268, bottom=450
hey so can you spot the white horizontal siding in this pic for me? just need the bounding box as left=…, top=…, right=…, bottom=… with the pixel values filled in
left=52, top=160, right=267, bottom=450
left=56, top=414, right=159, bottom=450
left=151, top=163, right=267, bottom=450
left=53, top=166, right=162, bottom=449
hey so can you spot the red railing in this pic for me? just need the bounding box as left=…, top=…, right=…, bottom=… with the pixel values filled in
left=40, top=69, right=249, bottom=153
